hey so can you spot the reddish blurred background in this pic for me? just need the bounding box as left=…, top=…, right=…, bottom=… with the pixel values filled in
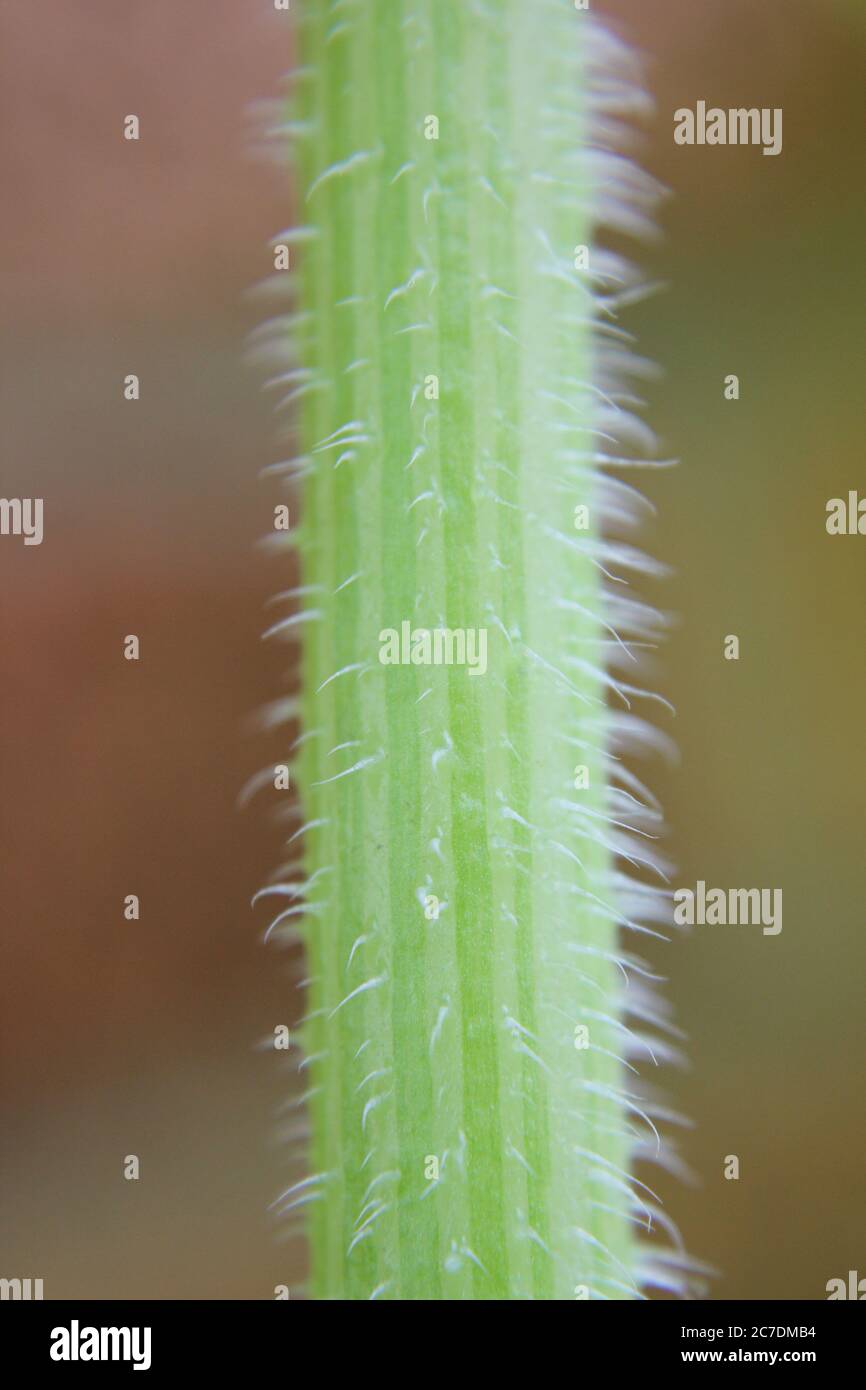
left=1, top=0, right=864, bottom=1298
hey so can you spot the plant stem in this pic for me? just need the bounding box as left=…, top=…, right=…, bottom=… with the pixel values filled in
left=279, top=0, right=668, bottom=1301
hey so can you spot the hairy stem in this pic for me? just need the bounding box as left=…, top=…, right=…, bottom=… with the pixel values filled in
left=277, top=0, right=670, bottom=1301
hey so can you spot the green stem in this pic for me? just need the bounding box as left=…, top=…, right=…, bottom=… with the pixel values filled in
left=277, top=0, right=669, bottom=1301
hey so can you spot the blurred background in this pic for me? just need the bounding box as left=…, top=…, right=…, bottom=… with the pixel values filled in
left=1, top=0, right=864, bottom=1299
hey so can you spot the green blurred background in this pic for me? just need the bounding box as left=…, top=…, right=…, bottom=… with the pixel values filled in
left=1, top=0, right=864, bottom=1298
